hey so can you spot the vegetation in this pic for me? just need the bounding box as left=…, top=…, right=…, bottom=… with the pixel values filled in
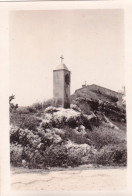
left=9, top=95, right=18, bottom=112
left=10, top=92, right=127, bottom=169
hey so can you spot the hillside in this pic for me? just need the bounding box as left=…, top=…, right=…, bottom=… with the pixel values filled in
left=71, top=84, right=126, bottom=124
left=10, top=84, right=127, bottom=169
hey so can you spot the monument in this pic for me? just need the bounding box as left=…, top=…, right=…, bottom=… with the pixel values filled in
left=53, top=56, right=71, bottom=108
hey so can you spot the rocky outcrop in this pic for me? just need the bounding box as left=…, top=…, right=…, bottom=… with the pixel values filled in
left=72, top=97, right=126, bottom=123
left=41, top=106, right=97, bottom=130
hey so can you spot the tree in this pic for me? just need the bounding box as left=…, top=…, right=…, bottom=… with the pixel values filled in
left=9, top=94, right=18, bottom=112
left=9, top=94, right=15, bottom=103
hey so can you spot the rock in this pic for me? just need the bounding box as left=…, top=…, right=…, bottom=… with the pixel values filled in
left=45, top=106, right=59, bottom=113
left=70, top=104, right=81, bottom=112
left=42, top=106, right=99, bottom=130
left=103, top=115, right=119, bottom=130
left=22, top=159, right=26, bottom=164
left=87, top=164, right=94, bottom=168
left=22, top=159, right=27, bottom=167
left=53, top=128, right=64, bottom=135
left=37, top=143, right=43, bottom=149
left=79, top=125, right=85, bottom=131
left=75, top=125, right=86, bottom=135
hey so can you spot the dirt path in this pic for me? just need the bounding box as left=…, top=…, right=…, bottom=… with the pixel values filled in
left=11, top=167, right=126, bottom=191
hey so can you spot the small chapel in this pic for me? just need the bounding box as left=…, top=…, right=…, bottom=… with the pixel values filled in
left=53, top=56, right=71, bottom=108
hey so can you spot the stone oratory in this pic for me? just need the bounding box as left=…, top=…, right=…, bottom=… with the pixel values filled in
left=53, top=56, right=71, bottom=108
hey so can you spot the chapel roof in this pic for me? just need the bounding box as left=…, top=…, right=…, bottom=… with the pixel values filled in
left=54, top=63, right=69, bottom=71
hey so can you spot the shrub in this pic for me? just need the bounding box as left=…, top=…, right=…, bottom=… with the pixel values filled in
left=86, top=126, right=126, bottom=149
left=10, top=112, right=42, bottom=132
left=10, top=126, right=19, bottom=143
left=38, top=128, right=62, bottom=147
left=20, top=115, right=42, bottom=131
left=10, top=143, right=23, bottom=166
left=24, top=99, right=54, bottom=114
left=27, top=106, right=37, bottom=113
left=18, top=128, right=41, bottom=147
left=42, top=99, right=54, bottom=110
left=24, top=147, right=45, bottom=169
left=43, top=144, right=69, bottom=167
left=10, top=124, right=127, bottom=168
left=10, top=102, right=127, bottom=168
left=66, top=116, right=80, bottom=128
left=110, top=96, right=119, bottom=102
left=92, top=143, right=127, bottom=166
left=62, top=127, right=89, bottom=144
left=65, top=140, right=97, bottom=166
left=17, top=107, right=30, bottom=114
left=10, top=128, right=41, bottom=147
left=9, top=94, right=18, bottom=112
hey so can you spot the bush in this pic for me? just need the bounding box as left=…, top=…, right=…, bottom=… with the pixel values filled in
left=23, top=147, right=45, bottom=169
left=10, top=126, right=19, bottom=143
left=10, top=125, right=127, bottom=168
left=43, top=144, right=69, bottom=167
left=10, top=112, right=42, bottom=132
left=92, top=143, right=127, bottom=166
left=65, top=141, right=96, bottom=167
left=86, top=126, right=126, bottom=149
left=10, top=127, right=41, bottom=147
left=27, top=106, right=37, bottom=113
left=10, top=103, right=127, bottom=168
left=17, top=107, right=30, bottom=114
left=10, top=143, right=23, bottom=166
left=38, top=128, right=62, bottom=147
left=20, top=115, right=42, bottom=131
left=110, top=96, right=119, bottom=102
left=20, top=99, right=54, bottom=114
left=62, top=127, right=89, bottom=145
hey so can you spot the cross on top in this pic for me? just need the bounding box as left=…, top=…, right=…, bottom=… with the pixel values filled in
left=60, top=55, right=64, bottom=64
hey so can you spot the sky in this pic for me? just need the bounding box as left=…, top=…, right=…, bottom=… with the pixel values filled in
left=9, top=9, right=125, bottom=106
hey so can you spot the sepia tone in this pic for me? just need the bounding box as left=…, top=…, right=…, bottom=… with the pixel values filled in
left=9, top=9, right=126, bottom=191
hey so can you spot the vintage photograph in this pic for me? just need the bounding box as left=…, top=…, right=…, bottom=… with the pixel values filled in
left=9, top=9, right=126, bottom=191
